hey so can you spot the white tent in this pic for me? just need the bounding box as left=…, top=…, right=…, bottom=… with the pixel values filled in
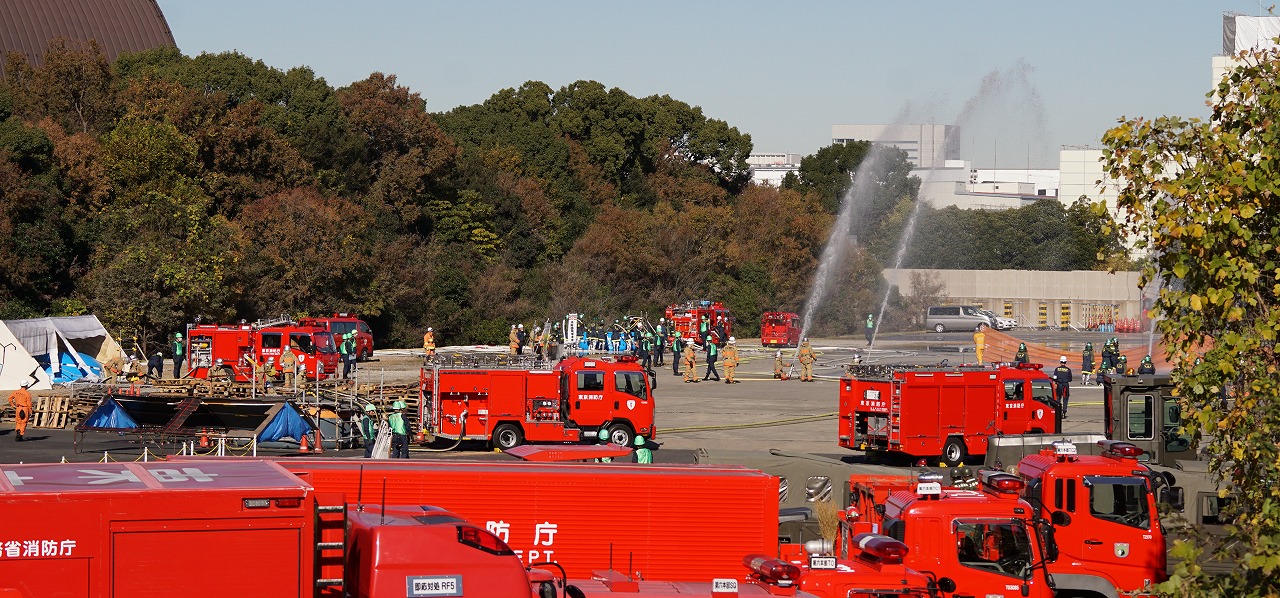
left=0, top=315, right=124, bottom=389
left=0, top=322, right=54, bottom=390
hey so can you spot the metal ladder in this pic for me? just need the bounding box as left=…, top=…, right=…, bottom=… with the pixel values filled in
left=314, top=497, right=347, bottom=593
left=253, top=315, right=293, bottom=329
left=888, top=381, right=902, bottom=447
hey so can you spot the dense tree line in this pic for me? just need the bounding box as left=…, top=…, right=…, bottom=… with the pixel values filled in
left=0, top=40, right=1123, bottom=349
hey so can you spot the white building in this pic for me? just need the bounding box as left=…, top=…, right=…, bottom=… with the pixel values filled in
left=831, top=124, right=956, bottom=169
left=914, top=160, right=1060, bottom=210
left=1212, top=13, right=1280, bottom=88
left=747, top=153, right=802, bottom=187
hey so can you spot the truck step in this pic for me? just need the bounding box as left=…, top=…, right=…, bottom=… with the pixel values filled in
left=316, top=504, right=346, bottom=513
left=315, top=579, right=345, bottom=587
left=316, top=542, right=345, bottom=550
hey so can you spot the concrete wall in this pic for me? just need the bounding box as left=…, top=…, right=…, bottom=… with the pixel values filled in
left=884, top=268, right=1152, bottom=329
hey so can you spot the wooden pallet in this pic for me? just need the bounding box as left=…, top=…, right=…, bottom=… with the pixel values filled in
left=32, top=396, right=70, bottom=429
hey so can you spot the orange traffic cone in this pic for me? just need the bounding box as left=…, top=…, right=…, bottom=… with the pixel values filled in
left=415, top=431, right=427, bottom=444
left=312, top=430, right=324, bottom=454
left=298, top=433, right=311, bottom=453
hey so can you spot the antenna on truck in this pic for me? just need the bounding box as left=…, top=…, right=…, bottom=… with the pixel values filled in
left=380, top=478, right=387, bottom=525
left=356, top=464, right=364, bottom=512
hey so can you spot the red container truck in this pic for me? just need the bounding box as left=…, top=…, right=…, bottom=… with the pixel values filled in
left=761, top=311, right=802, bottom=348
left=839, top=364, right=1060, bottom=466
left=419, top=355, right=656, bottom=449
left=187, top=321, right=340, bottom=382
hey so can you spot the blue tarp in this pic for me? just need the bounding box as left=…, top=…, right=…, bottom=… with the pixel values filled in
left=258, top=402, right=313, bottom=443
left=81, top=397, right=139, bottom=430
left=37, top=351, right=103, bottom=383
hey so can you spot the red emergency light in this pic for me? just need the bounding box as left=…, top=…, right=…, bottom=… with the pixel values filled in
left=981, top=473, right=1025, bottom=494
left=457, top=525, right=516, bottom=556
left=852, top=533, right=909, bottom=564
left=742, top=554, right=800, bottom=587
left=1098, top=440, right=1144, bottom=459
left=616, top=355, right=638, bottom=363
left=1015, top=362, right=1044, bottom=370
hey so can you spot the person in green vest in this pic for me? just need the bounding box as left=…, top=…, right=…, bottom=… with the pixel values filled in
left=361, top=403, right=379, bottom=458
left=670, top=331, right=684, bottom=377
left=702, top=332, right=720, bottom=382
left=864, top=313, right=875, bottom=346
left=337, top=331, right=351, bottom=379
left=633, top=436, right=652, bottom=464
left=388, top=401, right=409, bottom=458
left=171, top=332, right=185, bottom=378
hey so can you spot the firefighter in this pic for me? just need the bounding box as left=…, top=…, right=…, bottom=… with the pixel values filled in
left=361, top=403, right=379, bottom=458
left=1101, top=338, right=1120, bottom=373
left=713, top=316, right=726, bottom=346
left=1014, top=342, right=1029, bottom=365
left=633, top=436, right=652, bottom=464
left=1137, top=355, right=1156, bottom=374
left=682, top=342, right=698, bottom=383
left=533, top=325, right=544, bottom=359
left=388, top=401, right=409, bottom=459
left=723, top=337, right=740, bottom=384
left=1052, top=356, right=1073, bottom=418
left=1081, top=342, right=1096, bottom=385
left=638, top=332, right=652, bottom=370
left=516, top=323, right=528, bottom=355
left=508, top=325, right=519, bottom=355
left=973, top=328, right=986, bottom=365
left=8, top=380, right=33, bottom=441
left=145, top=351, right=162, bottom=380
left=671, top=331, right=684, bottom=377
left=171, top=332, right=185, bottom=378
left=654, top=318, right=666, bottom=366
left=773, top=350, right=789, bottom=379
left=344, top=331, right=357, bottom=378
left=423, top=327, right=436, bottom=364
left=797, top=339, right=816, bottom=382
left=702, top=332, right=720, bottom=382
left=865, top=313, right=875, bottom=346
left=1117, top=354, right=1129, bottom=375
left=280, top=348, right=297, bottom=390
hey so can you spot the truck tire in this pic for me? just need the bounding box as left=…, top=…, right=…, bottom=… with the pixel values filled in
left=608, top=423, right=634, bottom=447
left=942, top=437, right=967, bottom=467
left=358, top=348, right=371, bottom=362
left=493, top=423, right=524, bottom=451
left=934, top=323, right=946, bottom=333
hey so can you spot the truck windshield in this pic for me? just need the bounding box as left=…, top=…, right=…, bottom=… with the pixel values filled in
left=313, top=333, right=336, bottom=354
left=614, top=371, right=648, bottom=399
left=1084, top=476, right=1150, bottom=529
left=1030, top=381, right=1055, bottom=405
left=289, top=333, right=315, bottom=354
left=954, top=520, right=1034, bottom=578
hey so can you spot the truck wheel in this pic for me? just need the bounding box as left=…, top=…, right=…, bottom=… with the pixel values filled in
left=358, top=348, right=370, bottom=362
left=608, top=424, right=634, bottom=447
left=493, top=423, right=524, bottom=451
left=934, top=323, right=946, bottom=333
left=942, top=437, right=967, bottom=467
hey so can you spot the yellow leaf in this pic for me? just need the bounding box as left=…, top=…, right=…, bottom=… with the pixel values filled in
left=1190, top=295, right=1202, bottom=311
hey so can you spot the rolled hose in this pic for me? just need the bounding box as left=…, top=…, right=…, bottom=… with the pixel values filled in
left=413, top=410, right=467, bottom=452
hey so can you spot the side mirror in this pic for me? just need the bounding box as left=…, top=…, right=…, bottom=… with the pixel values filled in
left=936, top=578, right=957, bottom=593
left=1160, top=487, right=1186, bottom=512
left=1022, top=582, right=1031, bottom=597
left=874, top=504, right=886, bottom=516
left=1050, top=511, right=1071, bottom=526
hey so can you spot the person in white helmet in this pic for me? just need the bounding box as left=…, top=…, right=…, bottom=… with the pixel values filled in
left=723, top=337, right=740, bottom=384
left=653, top=317, right=667, bottom=367
left=423, top=327, right=436, bottom=364
left=1052, top=356, right=1073, bottom=418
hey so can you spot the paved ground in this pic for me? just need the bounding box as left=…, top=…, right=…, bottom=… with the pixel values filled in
left=0, top=329, right=1150, bottom=465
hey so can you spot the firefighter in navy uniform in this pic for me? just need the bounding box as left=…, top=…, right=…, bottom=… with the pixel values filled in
left=1137, top=355, right=1155, bottom=374
left=1081, top=342, right=1096, bottom=384
left=1013, top=342, right=1029, bottom=365
left=1052, top=356, right=1073, bottom=418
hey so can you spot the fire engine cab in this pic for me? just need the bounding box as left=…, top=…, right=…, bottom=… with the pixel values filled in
left=839, top=363, right=1059, bottom=466
left=761, top=311, right=801, bottom=347
left=1014, top=439, right=1168, bottom=595
left=418, top=355, right=656, bottom=450
left=297, top=313, right=374, bottom=361
left=665, top=300, right=733, bottom=346
left=187, top=320, right=340, bottom=382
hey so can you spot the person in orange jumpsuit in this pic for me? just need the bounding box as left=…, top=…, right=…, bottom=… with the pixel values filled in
left=8, top=381, right=34, bottom=441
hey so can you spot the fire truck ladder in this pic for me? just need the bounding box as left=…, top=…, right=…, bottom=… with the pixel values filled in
left=888, top=381, right=902, bottom=448
left=161, top=396, right=204, bottom=435
left=314, top=495, right=348, bottom=592
left=253, top=314, right=293, bottom=329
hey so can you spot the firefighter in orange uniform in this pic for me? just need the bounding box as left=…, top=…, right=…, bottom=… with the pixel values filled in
left=682, top=343, right=699, bottom=383
left=423, top=327, right=436, bottom=363
left=8, top=381, right=34, bottom=441
left=279, top=349, right=297, bottom=389
left=508, top=325, right=520, bottom=356
left=797, top=339, right=816, bottom=382
left=973, top=329, right=986, bottom=365
left=723, top=337, right=741, bottom=384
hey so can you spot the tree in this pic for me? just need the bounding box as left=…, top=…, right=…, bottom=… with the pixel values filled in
left=4, top=38, right=117, bottom=135
left=1100, top=43, right=1280, bottom=596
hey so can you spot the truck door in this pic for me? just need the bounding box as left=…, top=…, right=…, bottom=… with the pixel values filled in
left=611, top=369, right=650, bottom=428
left=1078, top=476, right=1164, bottom=588
left=259, top=331, right=283, bottom=364
left=950, top=519, right=1041, bottom=596
left=567, top=368, right=607, bottom=426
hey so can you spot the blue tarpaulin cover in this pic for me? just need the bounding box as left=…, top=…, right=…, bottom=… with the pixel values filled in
left=258, top=402, right=313, bottom=442
left=81, top=397, right=139, bottom=430
left=38, top=351, right=103, bottom=383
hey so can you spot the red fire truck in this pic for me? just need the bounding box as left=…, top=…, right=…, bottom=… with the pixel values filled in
left=0, top=459, right=833, bottom=598
left=1013, top=439, right=1168, bottom=595
left=761, top=311, right=802, bottom=347
left=839, top=470, right=1057, bottom=598
left=838, top=364, right=1060, bottom=466
left=186, top=320, right=340, bottom=382
left=297, top=313, right=374, bottom=361
left=418, top=355, right=656, bottom=450
left=665, top=300, right=733, bottom=345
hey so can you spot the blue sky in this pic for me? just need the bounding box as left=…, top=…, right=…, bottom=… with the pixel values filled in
left=157, top=1, right=1265, bottom=168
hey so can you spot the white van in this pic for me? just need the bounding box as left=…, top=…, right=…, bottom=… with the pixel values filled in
left=925, top=306, right=993, bottom=333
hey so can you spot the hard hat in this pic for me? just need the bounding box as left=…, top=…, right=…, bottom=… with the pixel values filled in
left=364, top=403, right=376, bottom=412
left=20, top=380, right=30, bottom=388
left=634, top=436, right=646, bottom=447
left=175, top=332, right=183, bottom=339
left=775, top=350, right=782, bottom=358
left=427, top=327, right=433, bottom=332
left=660, top=317, right=665, bottom=322
left=1085, top=342, right=1093, bottom=349
left=1060, top=356, right=1067, bottom=362
left=597, top=429, right=610, bottom=441
left=1143, top=354, right=1152, bottom=361
left=392, top=400, right=406, bottom=410
left=728, top=337, right=736, bottom=344
left=518, top=323, right=524, bottom=329
left=1018, top=343, right=1026, bottom=349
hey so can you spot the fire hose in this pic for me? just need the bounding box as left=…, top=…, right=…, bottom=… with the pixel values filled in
left=413, top=410, right=466, bottom=452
